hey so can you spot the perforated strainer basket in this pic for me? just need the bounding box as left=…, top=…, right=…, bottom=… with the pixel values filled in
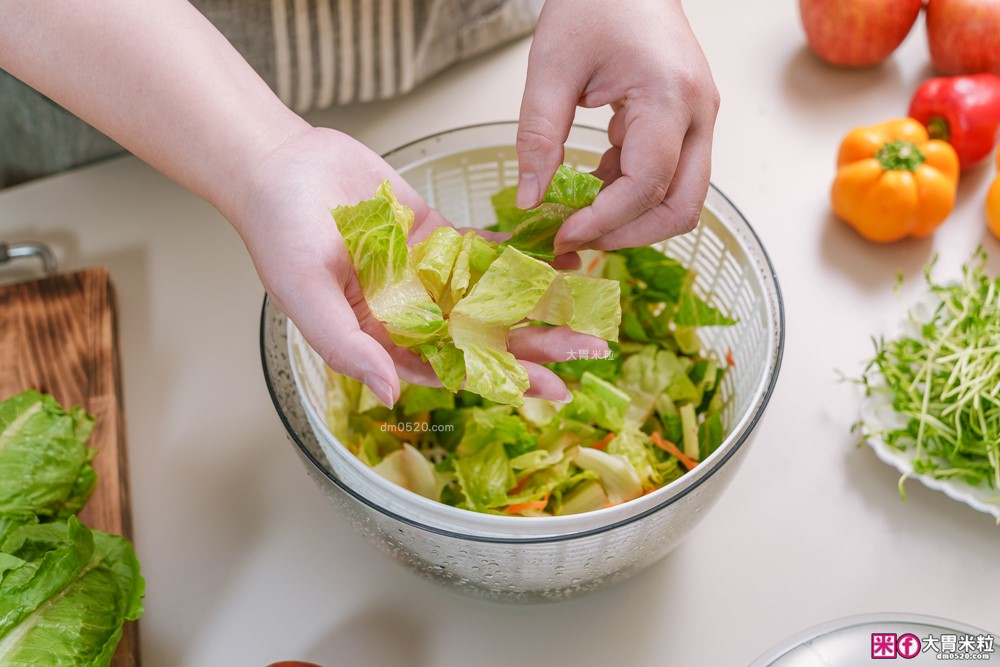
left=261, top=122, right=783, bottom=601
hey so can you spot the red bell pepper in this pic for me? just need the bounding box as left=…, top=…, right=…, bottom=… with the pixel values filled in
left=908, top=73, right=1000, bottom=171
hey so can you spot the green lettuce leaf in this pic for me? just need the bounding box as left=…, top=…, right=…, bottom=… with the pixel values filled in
left=500, top=166, right=603, bottom=260
left=410, top=226, right=463, bottom=303
left=398, top=383, right=455, bottom=416
left=442, top=231, right=501, bottom=313
left=449, top=247, right=557, bottom=405
left=0, top=391, right=96, bottom=520
left=674, top=289, right=737, bottom=327
left=615, top=346, right=686, bottom=424
left=454, top=441, right=514, bottom=511
left=490, top=186, right=522, bottom=232
left=0, top=517, right=144, bottom=666
left=419, top=341, right=466, bottom=393
left=619, top=247, right=689, bottom=303
left=530, top=273, right=621, bottom=341
left=503, top=204, right=577, bottom=261
left=561, top=372, right=630, bottom=433
left=332, top=181, right=446, bottom=346
left=457, top=406, right=537, bottom=459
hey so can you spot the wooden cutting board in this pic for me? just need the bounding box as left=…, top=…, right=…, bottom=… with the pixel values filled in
left=0, top=267, right=139, bottom=667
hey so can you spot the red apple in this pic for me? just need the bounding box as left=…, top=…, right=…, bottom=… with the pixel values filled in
left=800, top=0, right=923, bottom=67
left=927, top=0, right=1000, bottom=75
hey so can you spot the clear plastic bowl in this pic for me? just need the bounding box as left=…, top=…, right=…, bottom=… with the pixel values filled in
left=260, top=122, right=784, bottom=601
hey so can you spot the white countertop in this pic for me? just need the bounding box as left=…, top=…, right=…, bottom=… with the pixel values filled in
left=2, top=2, right=999, bottom=665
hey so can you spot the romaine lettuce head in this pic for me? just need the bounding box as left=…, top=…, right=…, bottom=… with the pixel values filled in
left=332, top=180, right=446, bottom=347
left=0, top=391, right=96, bottom=520
left=0, top=517, right=144, bottom=666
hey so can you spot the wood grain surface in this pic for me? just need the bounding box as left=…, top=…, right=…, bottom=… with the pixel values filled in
left=0, top=267, right=139, bottom=667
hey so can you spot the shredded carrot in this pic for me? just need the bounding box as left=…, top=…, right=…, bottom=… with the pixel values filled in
left=651, top=432, right=699, bottom=471
left=586, top=255, right=602, bottom=273
left=509, top=475, right=531, bottom=496
left=726, top=347, right=736, bottom=367
left=506, top=491, right=551, bottom=515
left=592, top=432, right=616, bottom=451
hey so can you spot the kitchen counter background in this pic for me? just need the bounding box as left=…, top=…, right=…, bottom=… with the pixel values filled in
left=1, top=1, right=998, bottom=665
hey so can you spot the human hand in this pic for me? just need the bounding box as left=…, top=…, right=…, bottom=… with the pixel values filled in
left=515, top=0, right=720, bottom=254
left=223, top=127, right=607, bottom=406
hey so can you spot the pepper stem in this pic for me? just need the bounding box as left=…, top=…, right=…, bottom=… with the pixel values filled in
left=927, top=116, right=950, bottom=142
left=876, top=140, right=926, bottom=172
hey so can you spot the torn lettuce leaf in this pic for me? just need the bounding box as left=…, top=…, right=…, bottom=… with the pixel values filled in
left=499, top=165, right=603, bottom=260
left=448, top=246, right=558, bottom=405
left=442, top=231, right=501, bottom=314
left=332, top=181, right=446, bottom=347
left=411, top=225, right=463, bottom=303
left=530, top=273, right=621, bottom=342
left=454, top=441, right=515, bottom=511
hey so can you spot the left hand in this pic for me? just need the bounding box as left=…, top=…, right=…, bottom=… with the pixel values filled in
left=515, top=0, right=720, bottom=254
left=223, top=126, right=606, bottom=406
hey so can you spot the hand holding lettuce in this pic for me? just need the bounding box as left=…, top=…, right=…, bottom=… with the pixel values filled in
left=331, top=166, right=621, bottom=407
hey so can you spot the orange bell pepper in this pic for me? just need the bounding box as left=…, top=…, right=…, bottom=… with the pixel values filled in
left=832, top=118, right=959, bottom=243
left=988, top=150, right=1000, bottom=240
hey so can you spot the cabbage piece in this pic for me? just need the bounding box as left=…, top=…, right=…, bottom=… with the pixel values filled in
left=0, top=518, right=144, bottom=666
left=530, top=273, right=621, bottom=342
left=332, top=181, right=446, bottom=347
left=0, top=391, right=96, bottom=520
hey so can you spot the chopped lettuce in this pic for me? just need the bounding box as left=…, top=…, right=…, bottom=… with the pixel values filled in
left=331, top=175, right=621, bottom=407
left=322, top=171, right=736, bottom=516
left=332, top=181, right=446, bottom=347
left=530, top=273, right=621, bottom=342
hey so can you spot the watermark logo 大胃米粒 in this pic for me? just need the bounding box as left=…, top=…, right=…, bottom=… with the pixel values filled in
left=871, top=631, right=995, bottom=660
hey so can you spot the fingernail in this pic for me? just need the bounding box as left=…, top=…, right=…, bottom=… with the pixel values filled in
left=516, top=173, right=540, bottom=209
left=553, top=389, right=574, bottom=405
left=364, top=373, right=396, bottom=408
